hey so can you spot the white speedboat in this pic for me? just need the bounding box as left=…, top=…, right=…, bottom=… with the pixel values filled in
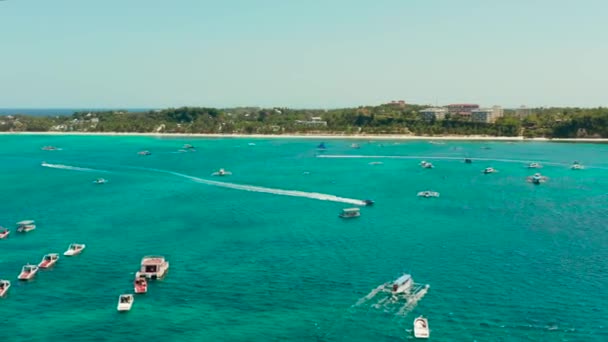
left=351, top=143, right=360, bottom=149
left=183, top=144, right=195, bottom=149
left=0, top=227, right=9, bottom=239
left=17, top=220, right=36, bottom=233
left=527, top=173, right=548, bottom=185
left=483, top=167, right=497, bottom=174
left=137, top=150, right=151, bottom=156
left=420, top=161, right=434, bottom=169
left=139, top=256, right=170, bottom=279
left=339, top=208, right=361, bottom=219
left=527, top=162, right=542, bottom=169
left=212, top=168, right=232, bottom=176
left=117, top=294, right=134, bottom=312
left=18, top=264, right=39, bottom=281
left=392, top=274, right=413, bottom=294
left=571, top=162, right=584, bottom=170
left=93, top=178, right=107, bottom=184
left=0, top=280, right=10, bottom=297
left=38, top=253, right=59, bottom=268
left=417, top=191, right=440, bottom=198
left=134, top=277, right=148, bottom=294
left=413, top=316, right=430, bottom=339
left=64, top=243, right=86, bottom=256
left=41, top=146, right=60, bottom=151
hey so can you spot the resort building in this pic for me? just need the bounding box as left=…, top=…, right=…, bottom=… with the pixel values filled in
left=447, top=104, right=480, bottom=118
left=420, top=108, right=448, bottom=121
left=295, top=117, right=327, bottom=126
left=471, top=106, right=504, bottom=123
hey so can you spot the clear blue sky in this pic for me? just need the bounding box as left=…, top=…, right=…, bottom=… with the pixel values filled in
left=1, top=0, right=606, bottom=108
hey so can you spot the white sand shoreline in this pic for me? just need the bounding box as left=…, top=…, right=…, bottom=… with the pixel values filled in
left=0, top=131, right=606, bottom=142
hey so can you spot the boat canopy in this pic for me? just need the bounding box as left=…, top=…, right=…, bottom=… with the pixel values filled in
left=17, top=220, right=35, bottom=225
left=141, top=256, right=166, bottom=264
left=394, top=274, right=412, bottom=285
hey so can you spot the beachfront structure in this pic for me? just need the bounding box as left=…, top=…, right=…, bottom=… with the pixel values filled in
left=420, top=108, right=448, bottom=121
left=295, top=117, right=327, bottom=126
left=516, top=106, right=532, bottom=118
left=471, top=106, right=504, bottom=123
left=447, top=104, right=480, bottom=118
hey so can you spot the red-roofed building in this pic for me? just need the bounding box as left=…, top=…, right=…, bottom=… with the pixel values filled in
left=447, top=104, right=479, bottom=117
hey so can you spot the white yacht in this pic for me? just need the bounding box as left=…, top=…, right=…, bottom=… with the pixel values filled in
left=64, top=243, right=86, bottom=256
left=17, top=220, right=36, bottom=233
left=527, top=162, right=542, bottom=169
left=117, top=294, right=134, bottom=312
left=212, top=168, right=232, bottom=176
left=339, top=208, right=361, bottom=219
left=138, top=256, right=170, bottom=279
left=420, top=161, right=434, bottom=169
left=417, top=191, right=440, bottom=198
left=413, top=316, right=430, bottom=339
left=392, top=274, right=413, bottom=294
left=483, top=167, right=497, bottom=174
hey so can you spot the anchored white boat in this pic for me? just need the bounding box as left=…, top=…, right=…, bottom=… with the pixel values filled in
left=339, top=208, right=361, bottom=219
left=183, top=144, right=195, bottom=149
left=527, top=162, right=542, bottom=169
left=0, top=280, right=10, bottom=297
left=117, top=294, right=134, bottom=312
left=413, top=316, right=430, bottom=339
left=212, top=168, right=232, bottom=176
left=18, top=264, right=39, bottom=281
left=417, top=191, right=440, bottom=198
left=64, top=243, right=86, bottom=256
left=351, top=143, right=360, bottom=149
left=93, top=178, right=107, bottom=184
left=41, top=146, right=60, bottom=151
left=17, top=220, right=36, bottom=233
left=138, top=150, right=151, bottom=156
left=483, top=167, right=498, bottom=174
left=0, top=226, right=9, bottom=239
left=420, top=161, right=434, bottom=169
left=134, top=277, right=148, bottom=294
left=527, top=173, right=548, bottom=185
left=571, top=161, right=584, bottom=170
left=138, top=256, right=170, bottom=279
left=38, top=253, right=59, bottom=268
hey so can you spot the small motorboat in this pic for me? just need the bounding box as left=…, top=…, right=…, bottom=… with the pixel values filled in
left=363, top=199, right=375, bottom=206
left=339, top=208, right=361, bottom=219
left=64, top=243, right=86, bottom=256
left=317, top=142, right=327, bottom=150
left=117, top=294, right=134, bottom=312
left=0, top=227, right=9, bottom=239
left=17, top=220, right=36, bottom=233
left=392, top=274, right=413, bottom=294
left=139, top=256, right=170, bottom=279
left=351, top=143, right=360, bottom=149
left=420, top=161, right=434, bottom=169
left=41, top=146, right=60, bottom=151
left=527, top=162, right=542, bottom=169
left=417, top=191, right=440, bottom=198
left=18, top=264, right=39, bottom=281
left=571, top=161, right=584, bottom=170
left=464, top=158, right=472, bottom=164
left=527, top=173, right=548, bottom=185
left=93, top=178, right=107, bottom=184
left=38, top=253, right=59, bottom=268
left=413, top=316, right=430, bottom=339
left=483, top=167, right=498, bottom=174
left=183, top=144, right=195, bottom=149
left=368, top=161, right=383, bottom=165
left=0, top=280, right=10, bottom=297
left=138, top=150, right=151, bottom=156
left=212, top=168, right=232, bottom=176
left=134, top=277, right=148, bottom=294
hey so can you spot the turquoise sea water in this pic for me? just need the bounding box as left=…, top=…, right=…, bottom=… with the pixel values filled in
left=1, top=136, right=607, bottom=342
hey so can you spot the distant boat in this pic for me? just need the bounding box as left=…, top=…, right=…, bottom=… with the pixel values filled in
left=417, top=191, right=440, bottom=198
left=183, top=144, right=195, bottom=149
left=93, top=178, right=107, bottom=184
left=18, top=264, right=39, bottom=281
left=571, top=161, right=584, bottom=170
left=527, top=173, right=548, bottom=185
left=117, top=294, right=134, bottom=312
left=64, top=243, right=86, bottom=256
left=351, top=143, right=360, bottom=149
left=527, top=162, right=542, bottom=169
left=38, top=253, right=59, bottom=268
left=212, top=168, right=232, bottom=176
left=248, top=142, right=256, bottom=146
left=368, top=161, right=383, bottom=165
left=420, top=161, right=434, bottom=169
left=0, top=280, right=10, bottom=297
left=413, top=316, right=430, bottom=339
left=363, top=199, right=375, bottom=206
left=137, top=151, right=151, bottom=156
left=483, top=167, right=497, bottom=174
left=0, top=227, right=9, bottom=239
left=392, top=274, right=413, bottom=294
left=134, top=277, right=148, bottom=294
left=464, top=158, right=472, bottom=164
left=16, top=220, right=36, bottom=233
left=41, top=146, right=60, bottom=151
left=138, top=256, right=170, bottom=279
left=339, top=208, right=361, bottom=219
left=317, top=142, right=327, bottom=150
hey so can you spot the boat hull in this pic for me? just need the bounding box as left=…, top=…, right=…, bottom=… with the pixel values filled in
left=0, top=287, right=9, bottom=296
left=413, top=317, right=430, bottom=339
left=134, top=286, right=147, bottom=294
left=18, top=272, right=37, bottom=281
left=0, top=232, right=9, bottom=239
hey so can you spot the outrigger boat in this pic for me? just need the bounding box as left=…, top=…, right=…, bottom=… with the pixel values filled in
left=339, top=208, right=361, bottom=219
left=355, top=273, right=430, bottom=316
left=420, top=161, right=434, bottom=169
left=0, top=227, right=9, bottom=239
left=483, top=167, right=498, bottom=174
left=64, top=243, right=86, bottom=256
left=134, top=277, right=148, bottom=294
left=392, top=274, right=414, bottom=294
left=117, top=294, right=134, bottom=312
left=212, top=168, right=232, bottom=176
left=93, top=178, right=107, bottom=184
left=417, top=191, right=440, bottom=198
left=413, top=316, right=430, bottom=339
left=18, top=264, right=39, bottom=281
left=0, top=280, right=10, bottom=297
left=17, top=220, right=36, bottom=233
left=138, top=256, right=170, bottom=279
left=38, top=253, right=59, bottom=268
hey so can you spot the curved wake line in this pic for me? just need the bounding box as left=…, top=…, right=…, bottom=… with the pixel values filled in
left=41, top=162, right=366, bottom=206
left=41, top=162, right=107, bottom=173
left=317, top=154, right=571, bottom=166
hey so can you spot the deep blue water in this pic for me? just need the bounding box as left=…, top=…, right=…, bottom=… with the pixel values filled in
left=0, top=136, right=607, bottom=341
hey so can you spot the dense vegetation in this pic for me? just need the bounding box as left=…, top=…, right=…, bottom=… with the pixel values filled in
left=1, top=105, right=608, bottom=138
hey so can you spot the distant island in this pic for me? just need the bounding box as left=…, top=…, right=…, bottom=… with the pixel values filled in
left=1, top=102, right=607, bottom=139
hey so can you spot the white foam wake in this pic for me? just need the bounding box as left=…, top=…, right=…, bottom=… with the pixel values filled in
left=41, top=162, right=105, bottom=173
left=153, top=169, right=366, bottom=206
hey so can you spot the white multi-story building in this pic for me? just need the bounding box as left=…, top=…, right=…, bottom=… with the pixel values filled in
left=420, top=108, right=448, bottom=121
left=471, top=106, right=504, bottom=123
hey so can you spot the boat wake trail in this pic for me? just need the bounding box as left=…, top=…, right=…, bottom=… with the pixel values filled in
left=41, top=162, right=107, bottom=173
left=146, top=168, right=367, bottom=206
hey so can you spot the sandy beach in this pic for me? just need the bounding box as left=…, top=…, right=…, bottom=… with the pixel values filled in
left=1, top=131, right=607, bottom=142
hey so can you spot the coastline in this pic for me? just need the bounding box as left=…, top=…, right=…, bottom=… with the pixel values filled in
left=0, top=131, right=606, bottom=142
